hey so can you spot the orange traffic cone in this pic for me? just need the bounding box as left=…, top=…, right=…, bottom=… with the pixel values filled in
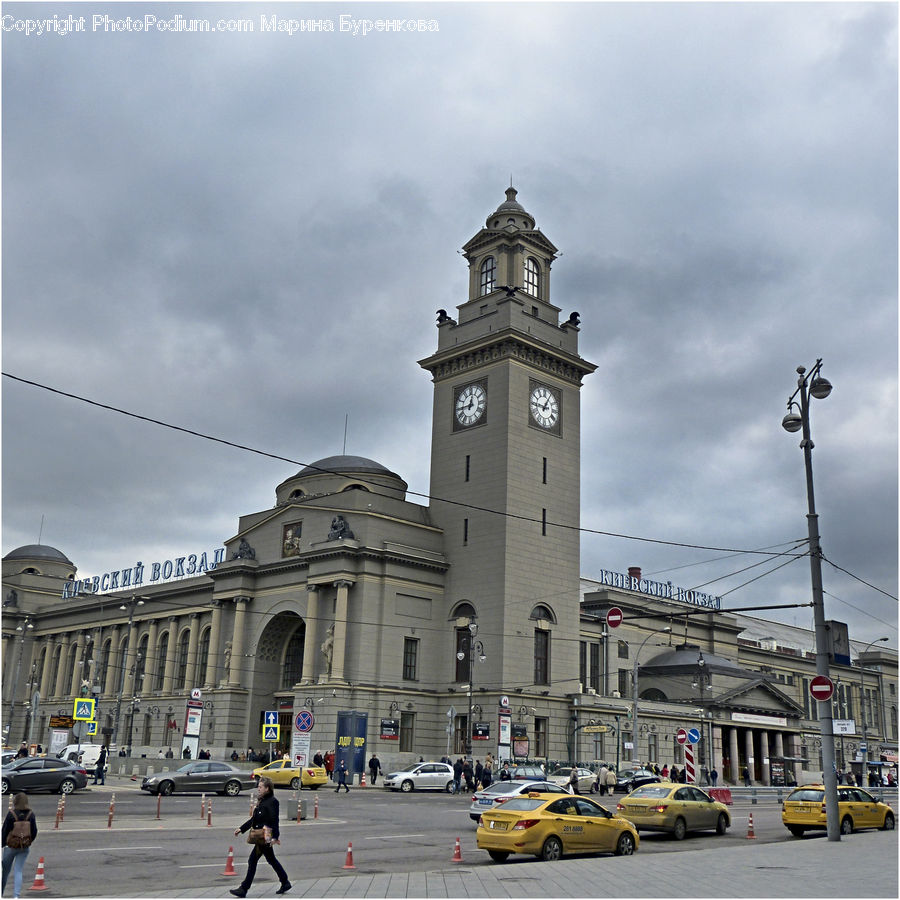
left=29, top=857, right=48, bottom=892
left=451, top=836, right=463, bottom=862
left=342, top=842, right=356, bottom=869
left=222, top=846, right=238, bottom=876
left=360, top=771, right=367, bottom=788
left=747, top=812, right=757, bottom=839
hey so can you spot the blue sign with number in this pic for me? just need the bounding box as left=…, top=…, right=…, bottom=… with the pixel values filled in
left=687, top=728, right=701, bottom=744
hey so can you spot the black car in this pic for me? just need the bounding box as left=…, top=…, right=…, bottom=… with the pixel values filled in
left=614, top=767, right=660, bottom=793
left=1, top=757, right=89, bottom=794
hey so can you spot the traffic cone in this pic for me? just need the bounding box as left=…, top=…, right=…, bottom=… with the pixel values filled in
left=222, top=846, right=238, bottom=876
left=29, top=857, right=48, bottom=891
left=360, top=771, right=367, bottom=788
left=342, top=842, right=356, bottom=869
left=747, top=812, right=757, bottom=839
left=451, top=836, right=463, bottom=862
left=314, top=795, right=319, bottom=819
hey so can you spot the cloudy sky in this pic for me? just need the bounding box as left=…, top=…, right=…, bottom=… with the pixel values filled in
left=3, top=2, right=897, bottom=647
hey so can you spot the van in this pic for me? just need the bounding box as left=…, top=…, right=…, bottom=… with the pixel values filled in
left=57, top=744, right=108, bottom=768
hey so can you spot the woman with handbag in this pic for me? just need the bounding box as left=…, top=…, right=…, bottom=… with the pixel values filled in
left=2, top=793, right=37, bottom=899
left=230, top=776, right=291, bottom=897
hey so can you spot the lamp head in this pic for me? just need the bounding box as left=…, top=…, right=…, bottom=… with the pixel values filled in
left=782, top=411, right=802, bottom=433
left=809, top=376, right=832, bottom=400
left=456, top=651, right=465, bottom=661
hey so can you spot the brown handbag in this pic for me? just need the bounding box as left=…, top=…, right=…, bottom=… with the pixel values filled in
left=246, top=827, right=266, bottom=845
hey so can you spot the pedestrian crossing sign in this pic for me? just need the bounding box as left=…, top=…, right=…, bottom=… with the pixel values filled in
left=73, top=698, right=95, bottom=721
left=86, top=721, right=97, bottom=735
left=262, top=724, right=280, bottom=743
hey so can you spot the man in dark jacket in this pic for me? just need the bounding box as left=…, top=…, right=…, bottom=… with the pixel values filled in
left=92, top=745, right=107, bottom=785
left=368, top=755, right=381, bottom=785
left=474, top=760, right=483, bottom=789
left=462, top=759, right=474, bottom=793
left=452, top=758, right=463, bottom=793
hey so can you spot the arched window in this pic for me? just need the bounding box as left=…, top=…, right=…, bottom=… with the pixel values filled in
left=524, top=257, right=540, bottom=298
left=617, top=640, right=629, bottom=660
left=116, top=637, right=129, bottom=695
left=49, top=647, right=62, bottom=697
left=480, top=256, right=496, bottom=295
left=155, top=633, right=169, bottom=690
left=529, top=604, right=557, bottom=624
left=64, top=645, right=77, bottom=696
left=176, top=631, right=190, bottom=688
left=282, top=626, right=305, bottom=689
left=640, top=688, right=667, bottom=702
left=197, top=628, right=210, bottom=685
left=135, top=634, right=149, bottom=692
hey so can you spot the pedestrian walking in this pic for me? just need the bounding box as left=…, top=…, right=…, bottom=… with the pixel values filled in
left=462, top=759, right=474, bottom=793
left=2, top=793, right=37, bottom=900
left=230, top=776, right=291, bottom=897
left=335, top=760, right=350, bottom=793
left=324, top=750, right=335, bottom=781
left=568, top=768, right=580, bottom=795
left=481, top=760, right=493, bottom=789
left=661, top=764, right=669, bottom=779
left=368, top=754, right=381, bottom=786
left=742, top=765, right=751, bottom=786
left=597, top=764, right=609, bottom=795
left=474, top=760, right=483, bottom=790
left=92, top=745, right=107, bottom=785
left=710, top=768, right=718, bottom=787
left=452, top=758, right=463, bottom=793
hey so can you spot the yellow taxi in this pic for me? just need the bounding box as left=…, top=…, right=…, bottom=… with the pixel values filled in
left=476, top=792, right=639, bottom=862
left=615, top=783, right=730, bottom=839
left=781, top=784, right=895, bottom=836
left=251, top=759, right=328, bottom=790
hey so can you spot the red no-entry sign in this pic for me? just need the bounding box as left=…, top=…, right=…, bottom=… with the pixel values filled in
left=809, top=675, right=835, bottom=702
left=606, top=607, right=623, bottom=629
left=676, top=728, right=688, bottom=745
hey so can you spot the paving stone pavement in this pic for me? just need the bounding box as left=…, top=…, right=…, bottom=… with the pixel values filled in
left=116, top=830, right=898, bottom=899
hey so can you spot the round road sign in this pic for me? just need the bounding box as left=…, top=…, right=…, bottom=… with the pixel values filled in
left=809, top=675, right=835, bottom=702
left=676, top=728, right=688, bottom=745
left=687, top=727, right=701, bottom=744
left=606, top=607, right=624, bottom=629
left=294, top=709, right=315, bottom=732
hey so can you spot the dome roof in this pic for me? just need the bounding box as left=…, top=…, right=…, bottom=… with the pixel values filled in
left=639, top=643, right=755, bottom=678
left=4, top=544, right=74, bottom=566
left=485, top=186, right=535, bottom=231
left=296, top=455, right=402, bottom=480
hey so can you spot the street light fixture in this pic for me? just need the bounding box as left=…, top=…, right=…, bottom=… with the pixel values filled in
left=782, top=358, right=840, bottom=840
left=455, top=619, right=486, bottom=760
left=858, top=636, right=889, bottom=782
left=631, top=626, right=671, bottom=763
left=112, top=597, right=146, bottom=750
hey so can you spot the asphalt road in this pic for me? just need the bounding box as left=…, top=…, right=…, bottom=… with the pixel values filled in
left=5, top=783, right=850, bottom=897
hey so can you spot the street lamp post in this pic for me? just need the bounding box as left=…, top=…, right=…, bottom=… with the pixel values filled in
left=782, top=358, right=839, bottom=840
left=456, top=619, right=485, bottom=760
left=4, top=616, right=34, bottom=746
left=858, top=636, right=889, bottom=782
left=694, top=652, right=712, bottom=775
left=112, top=597, right=146, bottom=750
left=631, top=626, right=671, bottom=764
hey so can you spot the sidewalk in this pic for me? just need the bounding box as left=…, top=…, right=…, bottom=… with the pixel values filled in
left=124, top=830, right=897, bottom=899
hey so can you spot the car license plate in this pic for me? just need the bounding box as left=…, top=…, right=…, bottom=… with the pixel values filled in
left=489, top=820, right=508, bottom=830
left=479, top=798, right=492, bottom=805
left=794, top=805, right=810, bottom=813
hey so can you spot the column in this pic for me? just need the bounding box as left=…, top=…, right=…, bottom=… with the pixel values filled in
left=744, top=729, right=755, bottom=783
left=107, top=627, right=122, bottom=697
left=728, top=726, right=741, bottom=784
left=204, top=601, right=223, bottom=687
left=711, top=725, right=722, bottom=775
left=184, top=613, right=201, bottom=689
left=39, top=636, right=55, bottom=697
left=144, top=619, right=159, bottom=693
left=122, top=619, right=140, bottom=698
left=789, top=734, right=803, bottom=785
left=53, top=635, right=71, bottom=698
left=331, top=580, right=354, bottom=682
left=301, top=586, right=319, bottom=684
left=229, top=598, right=249, bottom=685
left=86, top=628, right=101, bottom=691
left=72, top=632, right=86, bottom=695
left=162, top=618, right=178, bottom=693
left=760, top=730, right=770, bottom=785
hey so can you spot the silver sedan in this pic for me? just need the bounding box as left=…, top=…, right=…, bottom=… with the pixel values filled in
left=469, top=779, right=569, bottom=820
left=382, top=762, right=455, bottom=792
left=140, top=761, right=257, bottom=796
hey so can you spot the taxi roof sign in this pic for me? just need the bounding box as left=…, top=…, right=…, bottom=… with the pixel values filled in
left=73, top=698, right=95, bottom=721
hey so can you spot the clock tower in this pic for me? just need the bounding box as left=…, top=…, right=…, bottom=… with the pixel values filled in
left=419, top=187, right=596, bottom=706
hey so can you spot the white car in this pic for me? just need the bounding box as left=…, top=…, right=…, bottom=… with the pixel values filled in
left=469, top=779, right=569, bottom=820
left=383, top=762, right=455, bottom=792
left=547, top=766, right=596, bottom=793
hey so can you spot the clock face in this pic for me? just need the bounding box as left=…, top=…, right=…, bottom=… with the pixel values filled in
left=530, top=385, right=559, bottom=428
left=455, top=384, right=487, bottom=426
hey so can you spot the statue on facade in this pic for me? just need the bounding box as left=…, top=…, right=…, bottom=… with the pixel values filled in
left=223, top=640, right=232, bottom=674
left=231, top=537, right=256, bottom=560
left=320, top=624, right=335, bottom=675
left=327, top=516, right=354, bottom=540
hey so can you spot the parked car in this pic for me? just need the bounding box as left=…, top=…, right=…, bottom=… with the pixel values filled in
left=509, top=765, right=546, bottom=781
left=1, top=751, right=17, bottom=768
left=57, top=744, right=107, bottom=769
left=251, top=759, right=328, bottom=789
left=1, top=757, right=88, bottom=794
left=140, top=761, right=257, bottom=796
left=382, top=762, right=455, bottom=792
left=782, top=784, right=895, bottom=836
left=476, top=792, right=639, bottom=861
left=469, top=779, right=569, bottom=820
left=614, top=767, right=660, bottom=793
left=616, top=783, right=730, bottom=839
left=548, top=766, right=596, bottom=793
